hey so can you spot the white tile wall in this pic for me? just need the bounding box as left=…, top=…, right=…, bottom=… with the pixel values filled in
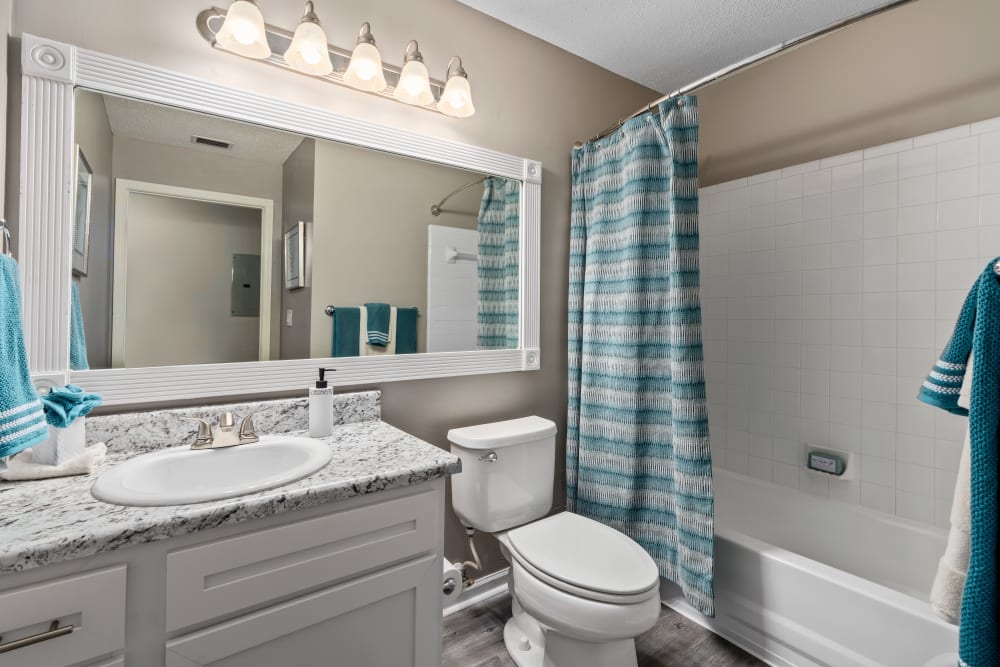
left=699, top=117, right=1000, bottom=528
left=426, top=225, right=479, bottom=353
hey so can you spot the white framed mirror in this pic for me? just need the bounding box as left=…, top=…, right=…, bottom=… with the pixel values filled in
left=16, top=34, right=541, bottom=407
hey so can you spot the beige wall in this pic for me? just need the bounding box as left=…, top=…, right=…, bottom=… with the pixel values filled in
left=73, top=90, right=113, bottom=368
left=698, top=0, right=1000, bottom=186
left=0, top=0, right=10, bottom=214
left=123, top=195, right=261, bottom=367
left=279, top=139, right=315, bottom=360
left=111, top=136, right=285, bottom=361
left=9, top=0, right=656, bottom=573
left=309, top=140, right=481, bottom=357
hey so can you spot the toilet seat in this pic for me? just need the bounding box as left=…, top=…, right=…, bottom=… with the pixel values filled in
left=500, top=512, right=660, bottom=605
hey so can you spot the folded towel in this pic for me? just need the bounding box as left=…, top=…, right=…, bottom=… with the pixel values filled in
left=360, top=307, right=397, bottom=356
left=931, top=357, right=973, bottom=625
left=0, top=442, right=106, bottom=481
left=395, top=307, right=418, bottom=354
left=332, top=307, right=361, bottom=357
left=41, top=384, right=102, bottom=428
left=0, top=255, right=47, bottom=459
left=363, top=302, right=391, bottom=347
left=70, top=281, right=89, bottom=370
left=917, top=258, right=1000, bottom=667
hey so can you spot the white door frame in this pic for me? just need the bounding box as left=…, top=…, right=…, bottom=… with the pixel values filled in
left=111, top=179, right=275, bottom=368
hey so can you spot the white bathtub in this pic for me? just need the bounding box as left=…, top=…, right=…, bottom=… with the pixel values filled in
left=661, top=469, right=960, bottom=667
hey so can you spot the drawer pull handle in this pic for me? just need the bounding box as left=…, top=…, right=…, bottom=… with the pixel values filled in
left=0, top=620, right=75, bottom=654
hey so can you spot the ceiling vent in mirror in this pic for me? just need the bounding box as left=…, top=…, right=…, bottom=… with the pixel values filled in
left=192, top=135, right=233, bottom=149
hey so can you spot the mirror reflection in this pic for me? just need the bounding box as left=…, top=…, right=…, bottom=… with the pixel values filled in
left=71, top=90, right=521, bottom=370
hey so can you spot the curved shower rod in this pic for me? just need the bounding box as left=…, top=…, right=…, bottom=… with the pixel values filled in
left=430, top=176, right=488, bottom=216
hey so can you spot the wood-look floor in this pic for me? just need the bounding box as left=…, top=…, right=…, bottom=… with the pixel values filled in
left=443, top=594, right=764, bottom=667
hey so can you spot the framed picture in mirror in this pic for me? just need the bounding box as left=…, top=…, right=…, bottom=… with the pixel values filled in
left=72, top=145, right=93, bottom=276
left=284, top=221, right=309, bottom=290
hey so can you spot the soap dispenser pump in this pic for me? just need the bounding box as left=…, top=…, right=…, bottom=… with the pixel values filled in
left=309, top=368, right=335, bottom=438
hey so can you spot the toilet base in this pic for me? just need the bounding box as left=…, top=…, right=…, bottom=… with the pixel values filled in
left=502, top=601, right=640, bottom=667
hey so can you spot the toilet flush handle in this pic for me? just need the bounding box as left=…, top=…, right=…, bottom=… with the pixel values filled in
left=478, top=451, right=498, bottom=463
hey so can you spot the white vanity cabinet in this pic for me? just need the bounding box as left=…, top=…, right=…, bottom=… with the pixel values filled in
left=0, top=479, right=446, bottom=667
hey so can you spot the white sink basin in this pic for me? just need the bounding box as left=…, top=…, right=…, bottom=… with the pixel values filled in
left=91, top=435, right=332, bottom=506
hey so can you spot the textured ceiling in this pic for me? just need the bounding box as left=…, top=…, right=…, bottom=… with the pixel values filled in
left=103, top=95, right=304, bottom=165
left=456, top=0, right=896, bottom=93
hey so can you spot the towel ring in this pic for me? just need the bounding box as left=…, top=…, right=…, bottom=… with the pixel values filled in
left=0, top=218, right=11, bottom=257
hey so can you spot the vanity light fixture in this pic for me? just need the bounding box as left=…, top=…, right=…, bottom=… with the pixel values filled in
left=343, top=22, right=387, bottom=92
left=393, top=41, right=434, bottom=106
left=215, top=0, right=271, bottom=59
left=438, top=57, right=475, bottom=118
left=198, top=6, right=475, bottom=117
left=284, top=1, right=333, bottom=76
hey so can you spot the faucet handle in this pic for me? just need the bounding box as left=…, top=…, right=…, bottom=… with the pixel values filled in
left=179, top=416, right=213, bottom=449
left=218, top=412, right=236, bottom=430
left=238, top=409, right=266, bottom=444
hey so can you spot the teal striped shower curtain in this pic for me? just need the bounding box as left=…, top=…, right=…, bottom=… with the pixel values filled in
left=477, top=177, right=521, bottom=350
left=567, top=97, right=714, bottom=616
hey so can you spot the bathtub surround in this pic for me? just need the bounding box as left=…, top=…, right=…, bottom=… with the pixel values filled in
left=476, top=176, right=520, bottom=350
left=568, top=98, right=713, bottom=616
left=0, top=390, right=461, bottom=573
left=917, top=262, right=1000, bottom=667
left=700, top=115, right=1000, bottom=528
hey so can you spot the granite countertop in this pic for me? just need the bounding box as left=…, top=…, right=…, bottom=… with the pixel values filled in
left=0, top=392, right=460, bottom=574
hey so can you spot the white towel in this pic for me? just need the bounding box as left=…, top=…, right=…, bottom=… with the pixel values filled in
left=930, top=356, right=972, bottom=625
left=359, top=307, right=397, bottom=356
left=0, top=442, right=106, bottom=481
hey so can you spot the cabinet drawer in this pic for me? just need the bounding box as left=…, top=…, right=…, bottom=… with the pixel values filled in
left=0, top=566, right=126, bottom=667
left=166, top=485, right=439, bottom=631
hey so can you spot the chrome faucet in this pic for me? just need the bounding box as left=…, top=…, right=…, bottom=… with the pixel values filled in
left=181, top=410, right=265, bottom=450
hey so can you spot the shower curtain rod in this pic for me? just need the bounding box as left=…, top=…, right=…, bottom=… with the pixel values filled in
left=431, top=176, right=488, bottom=216
left=576, top=0, right=918, bottom=148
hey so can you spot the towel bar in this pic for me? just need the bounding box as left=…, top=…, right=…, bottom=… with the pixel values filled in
left=325, top=305, right=420, bottom=316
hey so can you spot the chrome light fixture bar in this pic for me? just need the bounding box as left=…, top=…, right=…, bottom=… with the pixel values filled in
left=197, top=5, right=473, bottom=117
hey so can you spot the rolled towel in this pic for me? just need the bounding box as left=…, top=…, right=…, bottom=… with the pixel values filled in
left=0, top=442, right=106, bottom=481
left=41, top=384, right=102, bottom=428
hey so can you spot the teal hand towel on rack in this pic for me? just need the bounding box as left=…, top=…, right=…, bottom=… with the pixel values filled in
left=363, top=302, right=391, bottom=347
left=332, top=307, right=361, bottom=357
left=918, top=258, right=1000, bottom=667
left=395, top=307, right=418, bottom=354
left=0, top=255, right=48, bottom=458
left=70, top=281, right=89, bottom=370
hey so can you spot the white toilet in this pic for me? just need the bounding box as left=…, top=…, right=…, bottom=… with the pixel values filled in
left=448, top=416, right=661, bottom=667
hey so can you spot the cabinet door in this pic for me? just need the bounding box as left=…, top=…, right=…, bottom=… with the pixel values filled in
left=165, top=554, right=442, bottom=667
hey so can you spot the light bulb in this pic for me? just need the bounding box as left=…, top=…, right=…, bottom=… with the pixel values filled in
left=393, top=41, right=434, bottom=106
left=343, top=25, right=386, bottom=92
left=284, top=3, right=333, bottom=76
left=215, top=0, right=271, bottom=59
left=438, top=60, right=475, bottom=118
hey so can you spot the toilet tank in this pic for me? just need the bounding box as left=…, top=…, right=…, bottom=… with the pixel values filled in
left=448, top=416, right=557, bottom=533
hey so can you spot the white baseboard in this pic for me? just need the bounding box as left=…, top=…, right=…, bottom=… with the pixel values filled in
left=443, top=568, right=509, bottom=617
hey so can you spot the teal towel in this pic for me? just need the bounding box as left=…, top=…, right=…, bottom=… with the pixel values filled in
left=70, top=281, right=89, bottom=370
left=332, top=307, right=360, bottom=357
left=41, top=384, right=102, bottom=428
left=363, top=302, right=390, bottom=347
left=395, top=308, right=418, bottom=354
left=0, top=255, right=47, bottom=458
left=918, top=259, right=999, bottom=667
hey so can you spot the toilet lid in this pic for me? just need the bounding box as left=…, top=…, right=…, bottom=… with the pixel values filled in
left=504, top=512, right=659, bottom=597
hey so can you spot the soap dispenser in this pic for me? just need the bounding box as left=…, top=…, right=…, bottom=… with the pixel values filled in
left=309, top=368, right=335, bottom=438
